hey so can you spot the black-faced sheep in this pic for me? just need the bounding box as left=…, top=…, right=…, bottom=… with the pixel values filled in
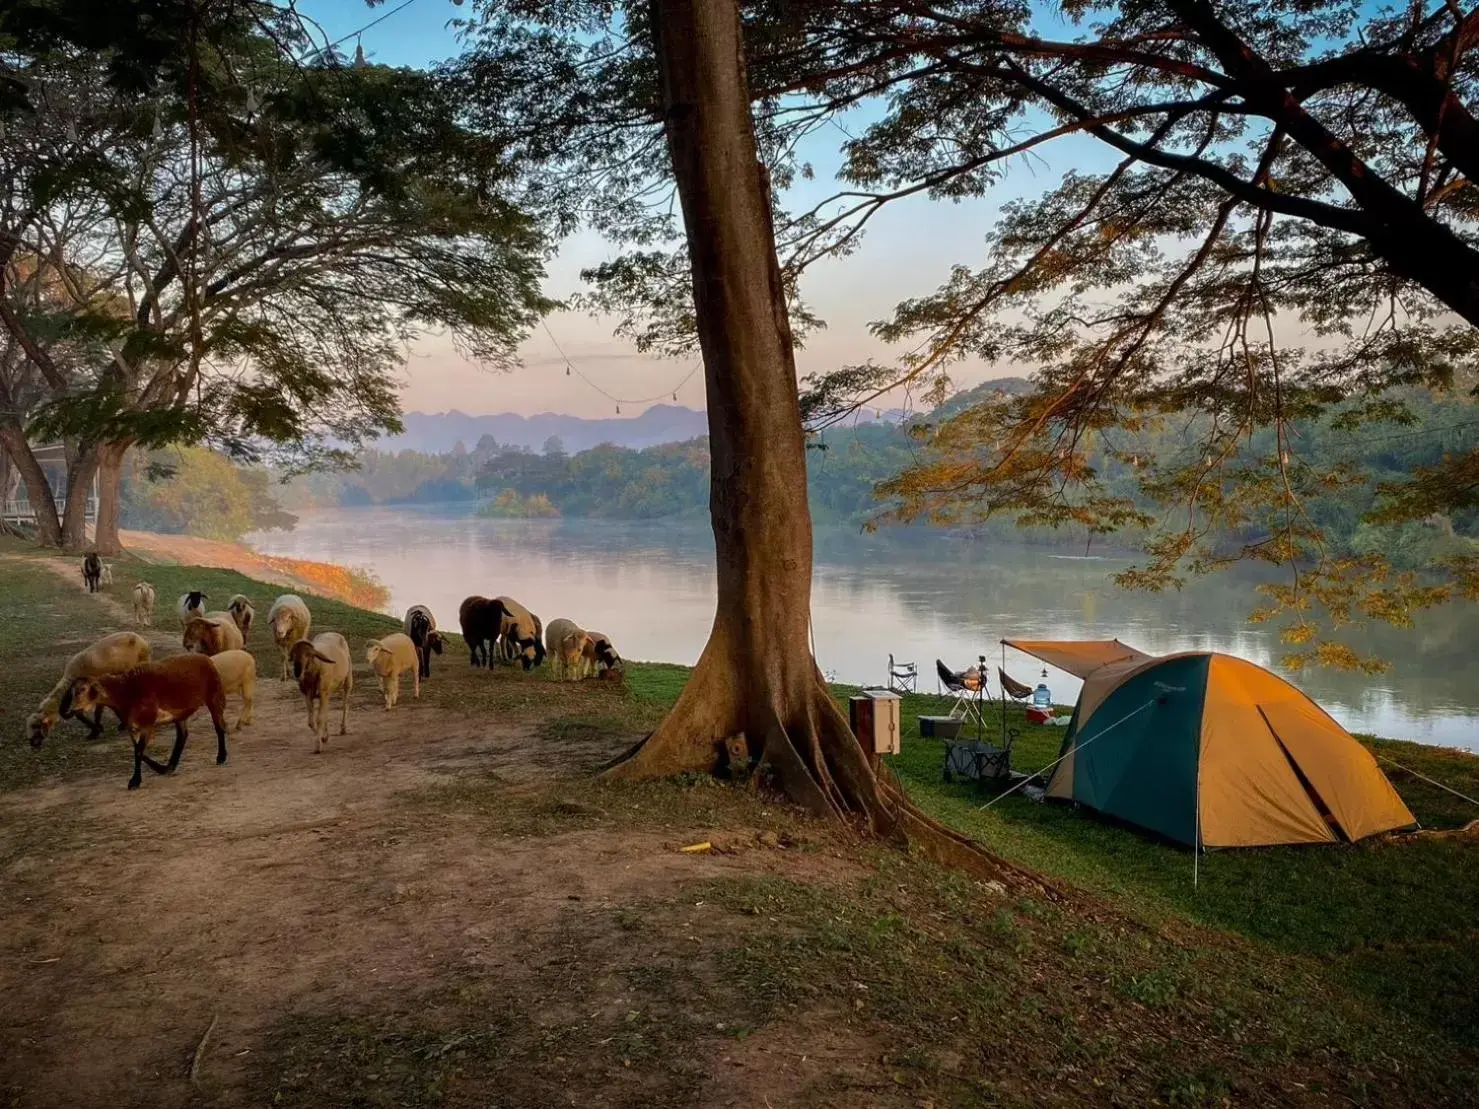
left=27, top=631, right=151, bottom=747
left=366, top=633, right=419, bottom=709
left=226, top=594, right=254, bottom=639
left=132, top=582, right=156, bottom=626
left=584, top=630, right=622, bottom=674
left=289, top=633, right=352, bottom=753
left=403, top=604, right=443, bottom=679
left=66, top=654, right=229, bottom=790
left=209, top=649, right=256, bottom=730
left=494, top=595, right=545, bottom=670
left=178, top=590, right=208, bottom=625
left=267, top=594, right=311, bottom=680
left=182, top=614, right=246, bottom=656
left=458, top=595, right=507, bottom=668
left=82, top=553, right=101, bottom=593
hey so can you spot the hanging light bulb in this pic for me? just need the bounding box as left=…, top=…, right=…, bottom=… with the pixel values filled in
left=245, top=86, right=258, bottom=115
left=615, top=404, right=621, bottom=415
left=152, top=109, right=163, bottom=140
left=672, top=393, right=677, bottom=403
left=565, top=365, right=571, bottom=376
left=0, top=118, right=6, bottom=141
left=354, top=41, right=367, bottom=68
left=64, top=119, right=78, bottom=143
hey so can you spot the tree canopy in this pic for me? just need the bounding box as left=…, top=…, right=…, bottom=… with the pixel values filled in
left=0, top=0, right=551, bottom=549
left=459, top=0, right=1479, bottom=665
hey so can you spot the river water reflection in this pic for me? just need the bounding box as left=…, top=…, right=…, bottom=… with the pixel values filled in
left=249, top=507, right=1479, bottom=750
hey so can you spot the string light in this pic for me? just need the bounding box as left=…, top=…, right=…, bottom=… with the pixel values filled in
left=64, top=119, right=78, bottom=143
left=353, top=41, right=367, bottom=68
left=152, top=109, right=163, bottom=140
left=540, top=320, right=701, bottom=407
left=245, top=86, right=258, bottom=115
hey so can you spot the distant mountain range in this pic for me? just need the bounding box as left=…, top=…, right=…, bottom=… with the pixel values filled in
left=375, top=405, right=711, bottom=454
left=372, top=385, right=1032, bottom=457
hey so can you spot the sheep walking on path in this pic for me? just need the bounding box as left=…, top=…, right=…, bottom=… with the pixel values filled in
left=27, top=632, right=151, bottom=747
left=289, top=633, right=352, bottom=753
left=132, top=583, right=156, bottom=626
left=366, top=633, right=420, bottom=709
left=209, top=649, right=256, bottom=731
left=267, top=595, right=311, bottom=680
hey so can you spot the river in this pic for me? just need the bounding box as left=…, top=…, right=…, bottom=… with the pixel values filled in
left=248, top=506, right=1479, bottom=750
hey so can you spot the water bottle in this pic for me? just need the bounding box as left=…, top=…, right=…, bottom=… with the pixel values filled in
left=1032, top=669, right=1052, bottom=710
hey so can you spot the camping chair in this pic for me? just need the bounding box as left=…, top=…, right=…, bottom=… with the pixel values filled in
left=934, top=659, right=987, bottom=727
left=887, top=653, right=918, bottom=695
left=998, top=667, right=1034, bottom=701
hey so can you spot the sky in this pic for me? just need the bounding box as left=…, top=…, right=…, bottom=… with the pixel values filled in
left=299, top=0, right=1119, bottom=418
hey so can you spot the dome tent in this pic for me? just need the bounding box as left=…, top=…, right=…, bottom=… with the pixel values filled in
left=1043, top=652, right=1416, bottom=848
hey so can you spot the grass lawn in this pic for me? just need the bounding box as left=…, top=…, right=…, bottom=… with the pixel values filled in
left=3, top=543, right=1476, bottom=1106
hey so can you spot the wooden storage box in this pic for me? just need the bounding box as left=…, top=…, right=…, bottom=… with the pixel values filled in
left=849, top=690, right=902, bottom=755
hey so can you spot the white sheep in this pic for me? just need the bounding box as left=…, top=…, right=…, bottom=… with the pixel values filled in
left=226, top=594, right=255, bottom=639
left=288, top=632, right=351, bottom=753
left=208, top=648, right=257, bottom=731
left=99, top=563, right=114, bottom=588
left=132, top=582, right=156, bottom=626
left=267, top=594, right=312, bottom=680
left=365, top=632, right=420, bottom=709
left=177, top=590, right=208, bottom=625
left=545, top=617, right=593, bottom=680
left=26, top=631, right=152, bottom=747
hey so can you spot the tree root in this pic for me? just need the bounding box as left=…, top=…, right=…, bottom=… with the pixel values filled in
left=603, top=648, right=1064, bottom=898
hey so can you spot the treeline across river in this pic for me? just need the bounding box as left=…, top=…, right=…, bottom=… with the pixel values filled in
left=262, top=383, right=1479, bottom=569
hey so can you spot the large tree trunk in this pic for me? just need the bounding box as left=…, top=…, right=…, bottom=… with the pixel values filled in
left=606, top=0, right=1029, bottom=885
left=0, top=421, right=62, bottom=546
left=93, top=439, right=130, bottom=556
left=60, top=443, right=98, bottom=552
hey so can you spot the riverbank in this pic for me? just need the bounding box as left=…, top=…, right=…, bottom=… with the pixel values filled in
left=0, top=545, right=1475, bottom=1107
left=115, top=528, right=390, bottom=611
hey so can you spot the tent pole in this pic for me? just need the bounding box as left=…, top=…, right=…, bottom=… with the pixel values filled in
left=1193, top=749, right=1202, bottom=890
left=999, top=641, right=1007, bottom=747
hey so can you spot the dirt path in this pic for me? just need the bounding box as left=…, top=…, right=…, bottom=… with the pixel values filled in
left=0, top=565, right=863, bottom=1109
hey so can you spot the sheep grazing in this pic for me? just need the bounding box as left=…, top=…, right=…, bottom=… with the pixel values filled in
left=132, top=582, right=156, bottom=626
left=178, top=590, right=208, bottom=625
left=182, top=614, right=246, bottom=657
left=27, top=631, right=151, bottom=747
left=289, top=633, right=352, bottom=753
left=458, top=595, right=507, bottom=668
left=494, top=595, right=546, bottom=671
left=267, top=594, right=312, bottom=680
left=584, top=630, right=622, bottom=675
left=208, top=649, right=256, bottom=731
left=81, top=552, right=101, bottom=593
left=403, top=604, right=443, bottom=679
left=545, top=617, right=594, bottom=680
left=66, top=653, right=229, bottom=790
left=99, top=563, right=114, bottom=588
left=226, top=594, right=255, bottom=639
left=366, top=633, right=420, bottom=710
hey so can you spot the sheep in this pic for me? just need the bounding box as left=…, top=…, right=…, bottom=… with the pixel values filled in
left=26, top=631, right=151, bottom=747
left=584, top=630, right=623, bottom=675
left=208, top=649, right=256, bottom=731
left=288, top=633, right=352, bottom=753
left=366, top=632, right=420, bottom=709
left=182, top=614, right=245, bottom=657
left=132, top=582, right=156, bottom=626
left=66, top=653, right=229, bottom=790
left=99, top=562, right=114, bottom=588
left=403, top=604, right=443, bottom=679
left=267, top=594, right=312, bottom=680
left=458, top=595, right=507, bottom=668
left=545, top=617, right=594, bottom=680
left=494, top=596, right=546, bottom=670
left=81, top=552, right=101, bottom=593
left=226, top=594, right=255, bottom=639
left=178, top=590, right=208, bottom=625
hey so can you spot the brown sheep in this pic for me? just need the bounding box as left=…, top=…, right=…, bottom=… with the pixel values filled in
left=66, top=654, right=229, bottom=790
left=289, top=633, right=352, bottom=753
left=366, top=633, right=420, bottom=709
left=182, top=614, right=245, bottom=656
